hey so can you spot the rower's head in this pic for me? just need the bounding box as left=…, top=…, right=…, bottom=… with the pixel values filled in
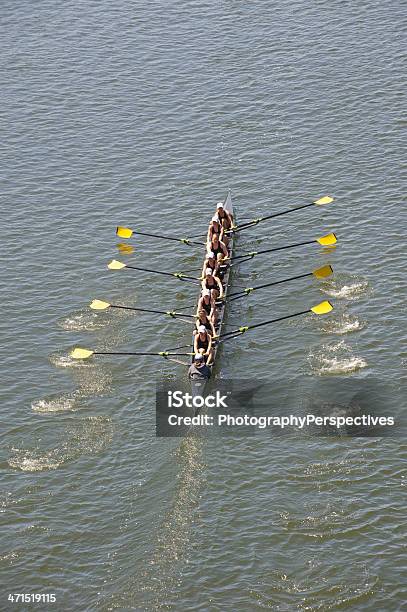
left=198, top=325, right=208, bottom=338
left=206, top=250, right=215, bottom=263
left=198, top=309, right=208, bottom=321
left=210, top=288, right=217, bottom=300
left=202, top=289, right=211, bottom=302
left=211, top=234, right=220, bottom=247
left=216, top=252, right=224, bottom=263
left=217, top=202, right=225, bottom=217
left=211, top=215, right=221, bottom=230
left=194, top=353, right=204, bottom=367
left=205, top=267, right=213, bottom=278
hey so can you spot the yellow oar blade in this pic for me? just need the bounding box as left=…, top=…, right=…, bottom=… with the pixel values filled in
left=71, top=348, right=94, bottom=359
left=312, top=265, right=333, bottom=280
left=116, top=226, right=133, bottom=239
left=314, top=196, right=334, bottom=206
left=311, top=300, right=333, bottom=315
left=117, top=243, right=135, bottom=254
left=108, top=259, right=127, bottom=270
left=90, top=299, right=110, bottom=310
left=317, top=232, right=337, bottom=246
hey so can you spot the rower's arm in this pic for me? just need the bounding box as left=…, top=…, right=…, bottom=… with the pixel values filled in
left=216, top=276, right=224, bottom=298
left=209, top=302, right=216, bottom=319
left=206, top=226, right=212, bottom=245
left=206, top=334, right=212, bottom=353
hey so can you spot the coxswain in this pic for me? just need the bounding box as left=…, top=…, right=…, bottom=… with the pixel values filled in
left=208, top=233, right=228, bottom=260
left=202, top=268, right=223, bottom=300
left=188, top=353, right=211, bottom=380
left=193, top=325, right=213, bottom=365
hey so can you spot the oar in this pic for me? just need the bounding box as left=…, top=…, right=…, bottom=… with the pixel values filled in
left=108, top=260, right=199, bottom=283
left=227, top=196, right=334, bottom=234
left=71, top=348, right=193, bottom=360
left=225, top=265, right=333, bottom=302
left=116, top=226, right=204, bottom=246
left=218, top=300, right=334, bottom=342
left=231, top=233, right=337, bottom=262
left=89, top=299, right=195, bottom=319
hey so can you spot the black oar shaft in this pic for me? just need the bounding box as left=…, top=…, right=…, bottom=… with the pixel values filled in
left=93, top=351, right=192, bottom=356
left=136, top=230, right=203, bottom=246
left=126, top=264, right=177, bottom=277
left=251, top=271, right=312, bottom=292
left=230, top=202, right=313, bottom=233
left=219, top=309, right=310, bottom=339
left=246, top=309, right=310, bottom=331
left=232, top=239, right=315, bottom=260
left=125, top=264, right=197, bottom=281
left=227, top=271, right=312, bottom=300
left=110, top=304, right=194, bottom=318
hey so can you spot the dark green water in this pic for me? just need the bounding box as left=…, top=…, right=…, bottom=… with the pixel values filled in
left=1, top=0, right=406, bottom=610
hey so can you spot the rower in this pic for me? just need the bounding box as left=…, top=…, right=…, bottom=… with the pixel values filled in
left=202, top=250, right=216, bottom=278
left=207, top=216, right=224, bottom=248
left=208, top=233, right=229, bottom=261
left=216, top=201, right=234, bottom=226
left=195, top=308, right=216, bottom=337
left=216, top=201, right=234, bottom=246
left=197, top=288, right=218, bottom=326
left=188, top=353, right=211, bottom=380
left=194, top=325, right=213, bottom=365
left=197, top=289, right=216, bottom=322
left=210, top=288, right=220, bottom=324
left=216, top=252, right=228, bottom=281
left=202, top=267, right=223, bottom=300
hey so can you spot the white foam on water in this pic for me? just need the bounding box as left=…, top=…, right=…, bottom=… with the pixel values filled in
left=8, top=453, right=62, bottom=472
left=322, top=279, right=369, bottom=300
left=316, top=356, right=367, bottom=375
left=31, top=396, right=77, bottom=413
left=8, top=417, right=114, bottom=472
left=320, top=313, right=365, bottom=335
left=49, top=353, right=96, bottom=369
left=58, top=311, right=109, bottom=331
left=308, top=340, right=367, bottom=376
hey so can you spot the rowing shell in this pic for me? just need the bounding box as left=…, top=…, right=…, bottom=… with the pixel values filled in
left=191, top=190, right=234, bottom=396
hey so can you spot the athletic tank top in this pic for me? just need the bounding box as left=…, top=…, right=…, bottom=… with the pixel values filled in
left=201, top=298, right=211, bottom=315
left=198, top=318, right=212, bottom=333
left=211, top=243, right=223, bottom=258
left=204, top=277, right=216, bottom=290
left=197, top=334, right=209, bottom=351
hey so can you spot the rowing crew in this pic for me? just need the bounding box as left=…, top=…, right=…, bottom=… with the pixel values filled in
left=188, top=201, right=233, bottom=380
